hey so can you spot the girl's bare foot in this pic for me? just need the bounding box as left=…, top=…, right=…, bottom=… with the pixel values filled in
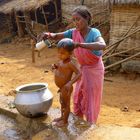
left=53, top=117, right=62, bottom=122
left=54, top=120, right=67, bottom=127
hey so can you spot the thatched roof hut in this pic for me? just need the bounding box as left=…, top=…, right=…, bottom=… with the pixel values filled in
left=109, top=0, right=140, bottom=52
left=0, top=0, right=51, bottom=13
left=0, top=0, right=62, bottom=37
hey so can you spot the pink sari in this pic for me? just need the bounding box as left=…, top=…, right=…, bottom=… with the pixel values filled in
left=72, top=29, right=104, bottom=123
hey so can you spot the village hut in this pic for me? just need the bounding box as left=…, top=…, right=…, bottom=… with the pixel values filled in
left=0, top=0, right=62, bottom=38
left=109, top=0, right=140, bottom=52
left=61, top=0, right=111, bottom=43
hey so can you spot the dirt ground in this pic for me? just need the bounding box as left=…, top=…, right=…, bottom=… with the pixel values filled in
left=0, top=37, right=140, bottom=129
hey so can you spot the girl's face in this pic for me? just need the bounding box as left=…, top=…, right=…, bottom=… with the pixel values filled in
left=58, top=48, right=71, bottom=61
left=72, top=13, right=88, bottom=31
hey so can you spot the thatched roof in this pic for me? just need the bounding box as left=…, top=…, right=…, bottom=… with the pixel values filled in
left=111, top=0, right=140, bottom=4
left=0, top=0, right=52, bottom=14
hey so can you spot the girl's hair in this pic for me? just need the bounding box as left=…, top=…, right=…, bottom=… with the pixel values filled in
left=72, top=6, right=91, bottom=25
left=57, top=38, right=74, bottom=52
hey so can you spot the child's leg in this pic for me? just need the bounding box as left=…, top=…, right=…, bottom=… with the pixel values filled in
left=61, top=91, right=71, bottom=123
left=55, top=88, right=72, bottom=127
left=53, top=90, right=63, bottom=122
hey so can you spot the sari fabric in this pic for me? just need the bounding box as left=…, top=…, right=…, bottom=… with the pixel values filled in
left=72, top=29, right=104, bottom=123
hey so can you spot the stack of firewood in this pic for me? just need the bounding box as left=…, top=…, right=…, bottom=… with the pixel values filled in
left=103, top=16, right=140, bottom=73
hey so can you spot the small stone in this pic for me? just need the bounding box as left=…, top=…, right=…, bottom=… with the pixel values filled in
left=8, top=101, right=15, bottom=109
left=136, top=109, right=140, bottom=112
left=6, top=89, right=17, bottom=96
left=44, top=70, right=49, bottom=73
left=121, top=106, right=129, bottom=112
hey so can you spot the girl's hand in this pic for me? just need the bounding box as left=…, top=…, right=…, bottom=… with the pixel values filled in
left=37, top=32, right=56, bottom=41
left=44, top=32, right=56, bottom=39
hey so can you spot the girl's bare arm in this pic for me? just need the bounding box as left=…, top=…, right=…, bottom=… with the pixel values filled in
left=75, top=36, right=106, bottom=50
left=43, top=32, right=65, bottom=40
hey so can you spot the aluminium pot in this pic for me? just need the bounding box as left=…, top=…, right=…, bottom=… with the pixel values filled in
left=14, top=83, right=53, bottom=118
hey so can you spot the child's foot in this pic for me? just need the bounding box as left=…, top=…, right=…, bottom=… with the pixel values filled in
left=54, top=120, right=67, bottom=127
left=53, top=117, right=62, bottom=122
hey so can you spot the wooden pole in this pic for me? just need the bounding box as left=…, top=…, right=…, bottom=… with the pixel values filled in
left=31, top=39, right=36, bottom=63
left=15, top=11, right=24, bottom=37
left=24, top=11, right=31, bottom=30
left=53, top=1, right=58, bottom=20
left=103, top=27, right=140, bottom=56
left=109, top=16, right=140, bottom=54
left=103, top=46, right=139, bottom=60
left=42, top=6, right=48, bottom=31
left=35, top=10, right=38, bottom=23
left=81, top=0, right=85, bottom=5
left=105, top=52, right=140, bottom=70
left=104, top=16, right=140, bottom=52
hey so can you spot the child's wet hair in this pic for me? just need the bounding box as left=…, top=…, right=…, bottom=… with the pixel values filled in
left=57, top=38, right=74, bottom=52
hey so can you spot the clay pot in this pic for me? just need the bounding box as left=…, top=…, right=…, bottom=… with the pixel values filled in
left=14, top=83, right=53, bottom=118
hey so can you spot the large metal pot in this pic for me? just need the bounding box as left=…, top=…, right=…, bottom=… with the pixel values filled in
left=14, top=83, right=53, bottom=118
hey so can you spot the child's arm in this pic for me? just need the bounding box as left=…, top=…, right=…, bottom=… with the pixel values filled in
left=68, top=61, right=81, bottom=85
left=62, top=61, right=81, bottom=95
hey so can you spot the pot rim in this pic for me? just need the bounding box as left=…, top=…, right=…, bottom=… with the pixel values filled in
left=16, top=82, right=48, bottom=93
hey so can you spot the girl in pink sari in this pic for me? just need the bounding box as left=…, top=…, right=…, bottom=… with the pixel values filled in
left=42, top=6, right=106, bottom=124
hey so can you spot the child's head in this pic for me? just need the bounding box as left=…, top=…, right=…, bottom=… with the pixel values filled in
left=57, top=38, right=74, bottom=61
left=57, top=38, right=74, bottom=52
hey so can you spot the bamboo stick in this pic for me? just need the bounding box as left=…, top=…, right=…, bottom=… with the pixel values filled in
left=35, top=10, right=38, bottom=23
left=116, top=54, right=140, bottom=58
left=18, top=20, right=29, bottom=23
left=16, top=15, right=27, bottom=18
left=105, top=52, right=140, bottom=70
left=24, top=11, right=32, bottom=31
left=109, top=16, right=140, bottom=54
left=42, top=6, right=48, bottom=31
left=103, top=46, right=140, bottom=60
left=93, top=9, right=109, bottom=17
left=96, top=20, right=109, bottom=28
left=15, top=11, right=24, bottom=37
left=81, top=0, right=84, bottom=5
left=25, top=28, right=37, bottom=41
left=53, top=1, right=58, bottom=20
left=104, top=16, right=140, bottom=53
left=31, top=39, right=36, bottom=63
left=104, top=78, right=113, bottom=82
left=103, top=27, right=140, bottom=56
left=123, top=16, right=140, bottom=37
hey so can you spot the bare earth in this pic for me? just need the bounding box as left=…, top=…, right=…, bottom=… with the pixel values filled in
left=0, top=38, right=140, bottom=138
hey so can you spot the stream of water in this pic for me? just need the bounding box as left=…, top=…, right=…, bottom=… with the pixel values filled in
left=0, top=108, right=91, bottom=140
left=0, top=114, right=23, bottom=140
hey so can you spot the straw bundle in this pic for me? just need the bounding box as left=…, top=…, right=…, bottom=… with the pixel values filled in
left=0, top=0, right=51, bottom=14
